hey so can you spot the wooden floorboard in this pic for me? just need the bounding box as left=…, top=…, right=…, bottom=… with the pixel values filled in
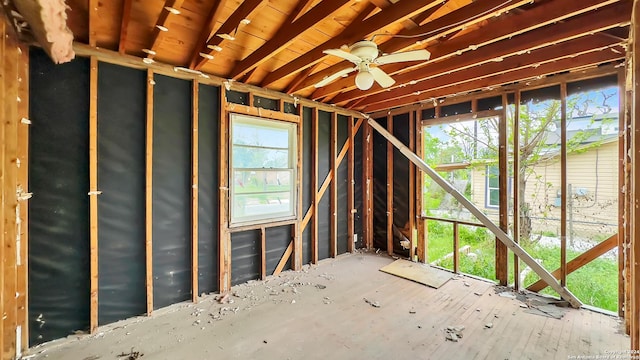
left=27, top=252, right=628, bottom=360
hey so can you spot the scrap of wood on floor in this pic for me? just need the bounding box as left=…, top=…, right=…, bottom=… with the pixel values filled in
left=379, top=259, right=453, bottom=288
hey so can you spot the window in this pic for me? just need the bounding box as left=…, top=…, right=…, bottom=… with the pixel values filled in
left=230, top=114, right=297, bottom=225
left=485, top=165, right=499, bottom=208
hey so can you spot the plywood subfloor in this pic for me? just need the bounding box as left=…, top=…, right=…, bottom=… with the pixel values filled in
left=380, top=259, right=453, bottom=288
left=28, top=252, right=628, bottom=360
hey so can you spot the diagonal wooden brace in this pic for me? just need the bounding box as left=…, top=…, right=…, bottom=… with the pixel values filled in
left=367, top=117, right=582, bottom=308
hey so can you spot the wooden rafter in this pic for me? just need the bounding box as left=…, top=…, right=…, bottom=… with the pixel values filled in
left=326, top=0, right=629, bottom=104
left=146, top=0, right=185, bottom=58
left=229, top=0, right=352, bottom=80
left=193, top=0, right=266, bottom=70
left=361, top=49, right=623, bottom=112
left=187, top=0, right=226, bottom=69
left=260, top=0, right=443, bottom=87
left=118, top=0, right=133, bottom=54
left=356, top=36, right=623, bottom=109
left=306, top=0, right=531, bottom=96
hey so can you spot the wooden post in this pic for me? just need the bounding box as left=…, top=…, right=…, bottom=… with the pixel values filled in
left=363, top=122, right=373, bottom=249
left=330, top=113, right=337, bottom=257
left=408, top=111, right=416, bottom=260
left=387, top=115, right=394, bottom=255
left=513, top=90, right=521, bottom=290
left=191, top=80, right=199, bottom=303
left=347, top=116, right=355, bottom=253
left=145, top=69, right=154, bottom=313
left=0, top=21, right=6, bottom=355
left=293, top=103, right=303, bottom=269
left=219, top=88, right=231, bottom=292
left=416, top=110, right=427, bottom=263
left=453, top=222, right=459, bottom=273
left=89, top=56, right=99, bottom=332
left=260, top=227, right=266, bottom=280
left=618, top=68, right=627, bottom=318
left=367, top=118, right=582, bottom=308
left=496, top=94, right=508, bottom=285
left=312, top=108, right=319, bottom=263
left=630, top=0, right=640, bottom=348
left=560, top=83, right=568, bottom=287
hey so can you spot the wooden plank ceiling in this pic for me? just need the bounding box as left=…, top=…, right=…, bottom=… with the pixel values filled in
left=7, top=0, right=632, bottom=113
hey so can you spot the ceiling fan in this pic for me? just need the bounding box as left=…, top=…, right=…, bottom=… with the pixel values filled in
left=314, top=40, right=431, bottom=90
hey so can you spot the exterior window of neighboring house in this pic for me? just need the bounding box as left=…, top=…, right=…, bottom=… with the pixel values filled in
left=230, top=113, right=297, bottom=226
left=485, top=165, right=499, bottom=208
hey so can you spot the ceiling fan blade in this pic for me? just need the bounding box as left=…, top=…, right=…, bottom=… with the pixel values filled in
left=370, top=67, right=395, bottom=88
left=314, top=67, right=356, bottom=88
left=375, top=49, right=431, bottom=65
left=323, top=49, right=363, bottom=64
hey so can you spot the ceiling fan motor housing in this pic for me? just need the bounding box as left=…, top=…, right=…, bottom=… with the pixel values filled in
left=349, top=40, right=379, bottom=61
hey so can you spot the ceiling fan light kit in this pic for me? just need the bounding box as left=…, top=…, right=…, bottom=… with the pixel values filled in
left=316, top=40, right=431, bottom=91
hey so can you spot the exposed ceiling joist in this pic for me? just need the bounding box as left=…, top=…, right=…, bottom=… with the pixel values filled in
left=146, top=0, right=185, bottom=59
left=260, top=0, right=444, bottom=87
left=193, top=0, right=267, bottom=70
left=186, top=0, right=226, bottom=69
left=330, top=1, right=631, bottom=105
left=299, top=0, right=532, bottom=95
left=118, top=0, right=132, bottom=54
left=229, top=0, right=352, bottom=80
left=361, top=49, right=623, bottom=112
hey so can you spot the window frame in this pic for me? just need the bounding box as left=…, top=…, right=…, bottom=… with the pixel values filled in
left=485, top=165, right=500, bottom=208
left=229, top=113, right=298, bottom=227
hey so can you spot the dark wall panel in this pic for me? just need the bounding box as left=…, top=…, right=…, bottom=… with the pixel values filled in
left=152, top=74, right=192, bottom=309
left=372, top=117, right=388, bottom=250
left=302, top=227, right=312, bottom=265
left=231, top=231, right=261, bottom=285
left=97, top=63, right=147, bottom=325
left=337, top=115, right=348, bottom=149
left=302, top=107, right=312, bottom=212
left=29, top=49, right=90, bottom=345
left=253, top=96, right=279, bottom=111
left=198, top=84, right=220, bottom=294
left=337, top=160, right=348, bottom=254
left=353, top=125, right=364, bottom=249
left=317, top=111, right=331, bottom=188
left=266, top=226, right=292, bottom=275
left=392, top=113, right=410, bottom=257
left=318, top=194, right=331, bottom=260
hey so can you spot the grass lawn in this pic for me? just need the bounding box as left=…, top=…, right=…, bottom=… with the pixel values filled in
left=426, top=219, right=618, bottom=312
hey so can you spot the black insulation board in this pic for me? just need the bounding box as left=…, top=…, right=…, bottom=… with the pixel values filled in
left=97, top=63, right=147, bottom=325
left=152, top=74, right=192, bottom=309
left=283, top=102, right=297, bottom=114
left=28, top=49, right=90, bottom=345
left=353, top=125, right=364, bottom=249
left=337, top=115, right=348, bottom=149
left=266, top=226, right=292, bottom=275
left=198, top=84, right=220, bottom=294
left=337, top=160, right=348, bottom=254
left=302, top=107, right=312, bottom=264
left=253, top=96, right=279, bottom=111
left=392, top=113, right=410, bottom=257
left=318, top=194, right=331, bottom=260
left=372, top=117, right=388, bottom=251
left=231, top=231, right=261, bottom=285
left=317, top=110, right=331, bottom=189
left=225, top=90, right=249, bottom=105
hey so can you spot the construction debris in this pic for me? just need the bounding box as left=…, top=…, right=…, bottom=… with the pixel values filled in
left=117, top=348, right=143, bottom=360
left=445, top=325, right=465, bottom=342
left=485, top=323, right=493, bottom=329
left=363, top=298, right=380, bottom=308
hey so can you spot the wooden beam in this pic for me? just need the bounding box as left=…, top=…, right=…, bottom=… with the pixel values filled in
left=618, top=68, right=628, bottom=318
left=416, top=110, right=426, bottom=263
left=361, top=49, right=623, bottom=113
left=387, top=115, right=394, bottom=256
left=261, top=1, right=441, bottom=87
left=12, top=0, right=74, bottom=63
left=146, top=0, right=185, bottom=58
left=496, top=94, right=508, bottom=286
left=330, top=113, right=337, bottom=258
left=89, top=56, right=99, bottom=333
left=421, top=110, right=502, bottom=127
left=312, top=108, right=319, bottom=264
left=367, top=118, right=583, bottom=308
left=0, top=19, right=6, bottom=355
left=191, top=80, right=199, bottom=303
left=347, top=117, right=355, bottom=253
left=118, top=0, right=133, bottom=54
left=294, top=103, right=303, bottom=270
left=229, top=0, right=351, bottom=79
left=273, top=241, right=293, bottom=276
left=219, top=86, right=231, bottom=292
left=365, top=122, right=373, bottom=249
left=631, top=0, right=640, bottom=349
left=145, top=69, right=154, bottom=314
left=408, top=111, right=416, bottom=260
left=527, top=234, right=618, bottom=292
left=331, top=0, right=630, bottom=105
left=193, top=0, right=266, bottom=70
left=513, top=90, right=521, bottom=290
left=187, top=0, right=226, bottom=69
left=261, top=227, right=266, bottom=280
left=356, top=35, right=623, bottom=109
left=560, top=82, right=568, bottom=287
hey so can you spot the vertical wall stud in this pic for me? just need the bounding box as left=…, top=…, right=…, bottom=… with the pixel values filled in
left=347, top=117, right=355, bottom=253
left=89, top=56, right=99, bottom=332
left=416, top=110, right=426, bottom=263
left=513, top=90, right=521, bottom=290
left=293, top=103, right=303, bottom=270
left=560, top=82, right=568, bottom=287
left=364, top=122, right=373, bottom=249
left=145, top=69, right=154, bottom=314
left=191, top=80, right=199, bottom=303
left=496, top=94, right=509, bottom=286
left=261, top=227, right=266, bottom=280
left=312, top=108, right=319, bottom=264
left=408, top=111, right=416, bottom=260
left=618, top=68, right=628, bottom=318
left=387, top=115, right=394, bottom=256
left=330, top=113, right=337, bottom=258
left=219, top=88, right=231, bottom=292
